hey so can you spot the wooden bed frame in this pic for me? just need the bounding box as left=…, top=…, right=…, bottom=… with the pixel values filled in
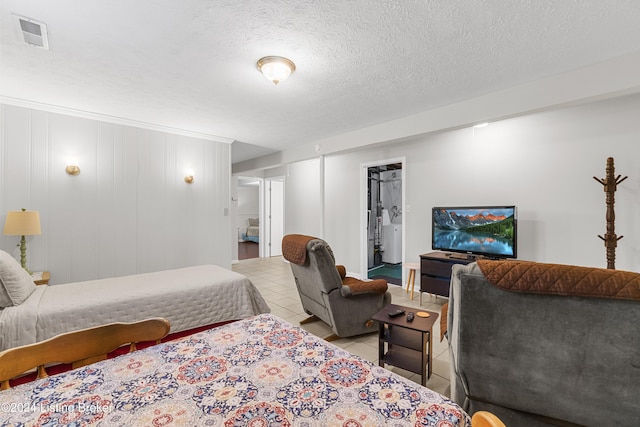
left=0, top=318, right=170, bottom=390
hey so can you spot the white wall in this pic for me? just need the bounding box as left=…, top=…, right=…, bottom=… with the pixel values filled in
left=380, top=169, right=402, bottom=224
left=284, top=93, right=640, bottom=274
left=0, top=104, right=231, bottom=284
left=284, top=158, right=323, bottom=237
left=238, top=185, right=259, bottom=216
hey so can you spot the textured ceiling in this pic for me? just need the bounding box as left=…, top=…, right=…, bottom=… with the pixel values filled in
left=2, top=0, right=640, bottom=163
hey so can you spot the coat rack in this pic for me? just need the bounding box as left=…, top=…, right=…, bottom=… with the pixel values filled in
left=593, top=157, right=627, bottom=269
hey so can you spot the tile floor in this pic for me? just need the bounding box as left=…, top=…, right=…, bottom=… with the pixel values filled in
left=232, top=255, right=452, bottom=397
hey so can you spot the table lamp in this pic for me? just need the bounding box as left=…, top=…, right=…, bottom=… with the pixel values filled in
left=3, top=208, right=41, bottom=274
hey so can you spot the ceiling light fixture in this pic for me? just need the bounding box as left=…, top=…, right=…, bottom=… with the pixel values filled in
left=257, top=56, right=296, bottom=85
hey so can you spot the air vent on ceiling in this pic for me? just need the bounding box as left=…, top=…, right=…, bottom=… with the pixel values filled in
left=13, top=14, right=49, bottom=50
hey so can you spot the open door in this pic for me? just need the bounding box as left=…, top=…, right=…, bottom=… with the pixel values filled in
left=265, top=178, right=284, bottom=257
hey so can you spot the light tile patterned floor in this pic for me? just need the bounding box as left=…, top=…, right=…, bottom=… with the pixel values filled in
left=232, top=256, right=452, bottom=397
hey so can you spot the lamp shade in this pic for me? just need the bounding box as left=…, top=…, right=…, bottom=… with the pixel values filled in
left=3, top=210, right=41, bottom=236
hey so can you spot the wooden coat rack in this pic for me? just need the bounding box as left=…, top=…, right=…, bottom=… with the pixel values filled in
left=593, top=157, right=627, bottom=269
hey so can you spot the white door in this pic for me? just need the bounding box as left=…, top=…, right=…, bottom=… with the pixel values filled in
left=267, top=178, right=284, bottom=256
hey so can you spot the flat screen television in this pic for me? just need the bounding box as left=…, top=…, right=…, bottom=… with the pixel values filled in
left=432, top=206, right=517, bottom=259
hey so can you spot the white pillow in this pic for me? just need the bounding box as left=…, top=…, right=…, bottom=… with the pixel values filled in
left=0, top=250, right=37, bottom=307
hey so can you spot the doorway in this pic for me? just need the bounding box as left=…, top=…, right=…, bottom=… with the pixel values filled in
left=237, top=177, right=261, bottom=260
left=363, top=160, right=404, bottom=285
left=265, top=177, right=284, bottom=257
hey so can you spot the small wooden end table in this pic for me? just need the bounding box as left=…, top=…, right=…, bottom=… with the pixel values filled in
left=373, top=303, right=439, bottom=386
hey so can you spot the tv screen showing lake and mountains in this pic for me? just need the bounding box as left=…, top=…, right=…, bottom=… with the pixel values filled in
left=432, top=207, right=516, bottom=258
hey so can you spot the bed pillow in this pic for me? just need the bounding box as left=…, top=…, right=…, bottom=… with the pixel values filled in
left=248, top=218, right=259, bottom=227
left=0, top=250, right=37, bottom=307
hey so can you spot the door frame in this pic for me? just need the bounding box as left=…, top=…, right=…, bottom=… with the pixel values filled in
left=360, top=157, right=406, bottom=281
left=264, top=176, right=285, bottom=257
left=235, top=175, right=264, bottom=259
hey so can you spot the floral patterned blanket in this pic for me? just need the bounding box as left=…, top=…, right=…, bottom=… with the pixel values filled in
left=0, top=313, right=469, bottom=426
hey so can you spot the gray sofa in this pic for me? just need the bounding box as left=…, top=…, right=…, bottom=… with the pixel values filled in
left=447, top=260, right=640, bottom=427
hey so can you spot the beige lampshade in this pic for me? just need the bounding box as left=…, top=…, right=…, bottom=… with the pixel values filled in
left=3, top=210, right=42, bottom=236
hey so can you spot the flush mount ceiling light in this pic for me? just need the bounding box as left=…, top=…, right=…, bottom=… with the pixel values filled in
left=257, top=56, right=296, bottom=85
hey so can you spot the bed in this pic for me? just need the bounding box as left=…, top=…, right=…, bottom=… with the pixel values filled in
left=0, top=313, right=470, bottom=426
left=0, top=250, right=270, bottom=351
left=242, top=217, right=260, bottom=243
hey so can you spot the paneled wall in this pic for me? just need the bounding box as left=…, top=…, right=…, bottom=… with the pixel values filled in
left=0, top=104, right=231, bottom=284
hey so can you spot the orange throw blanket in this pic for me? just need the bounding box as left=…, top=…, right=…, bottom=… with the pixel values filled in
left=282, top=234, right=314, bottom=265
left=342, top=276, right=389, bottom=294
left=441, top=260, right=640, bottom=341
left=477, top=259, right=640, bottom=301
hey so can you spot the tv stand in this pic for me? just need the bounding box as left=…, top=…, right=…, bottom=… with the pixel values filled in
left=446, top=252, right=477, bottom=261
left=419, top=252, right=477, bottom=300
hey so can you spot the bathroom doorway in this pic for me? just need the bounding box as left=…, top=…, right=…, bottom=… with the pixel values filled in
left=363, top=160, right=404, bottom=285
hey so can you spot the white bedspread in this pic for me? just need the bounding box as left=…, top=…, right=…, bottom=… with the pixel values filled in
left=0, top=265, right=270, bottom=351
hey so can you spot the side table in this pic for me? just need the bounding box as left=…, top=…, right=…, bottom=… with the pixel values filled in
left=32, top=271, right=50, bottom=286
left=372, top=303, right=439, bottom=386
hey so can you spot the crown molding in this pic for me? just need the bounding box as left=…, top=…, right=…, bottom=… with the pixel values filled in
left=0, top=96, right=235, bottom=144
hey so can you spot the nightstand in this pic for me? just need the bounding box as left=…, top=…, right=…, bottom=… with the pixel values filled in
left=373, top=304, right=439, bottom=386
left=32, top=271, right=50, bottom=285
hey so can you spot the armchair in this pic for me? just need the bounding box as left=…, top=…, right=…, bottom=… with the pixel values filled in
left=282, top=234, right=391, bottom=340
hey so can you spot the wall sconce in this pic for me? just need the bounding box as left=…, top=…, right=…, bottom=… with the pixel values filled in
left=184, top=169, right=195, bottom=184
left=65, top=163, right=80, bottom=175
